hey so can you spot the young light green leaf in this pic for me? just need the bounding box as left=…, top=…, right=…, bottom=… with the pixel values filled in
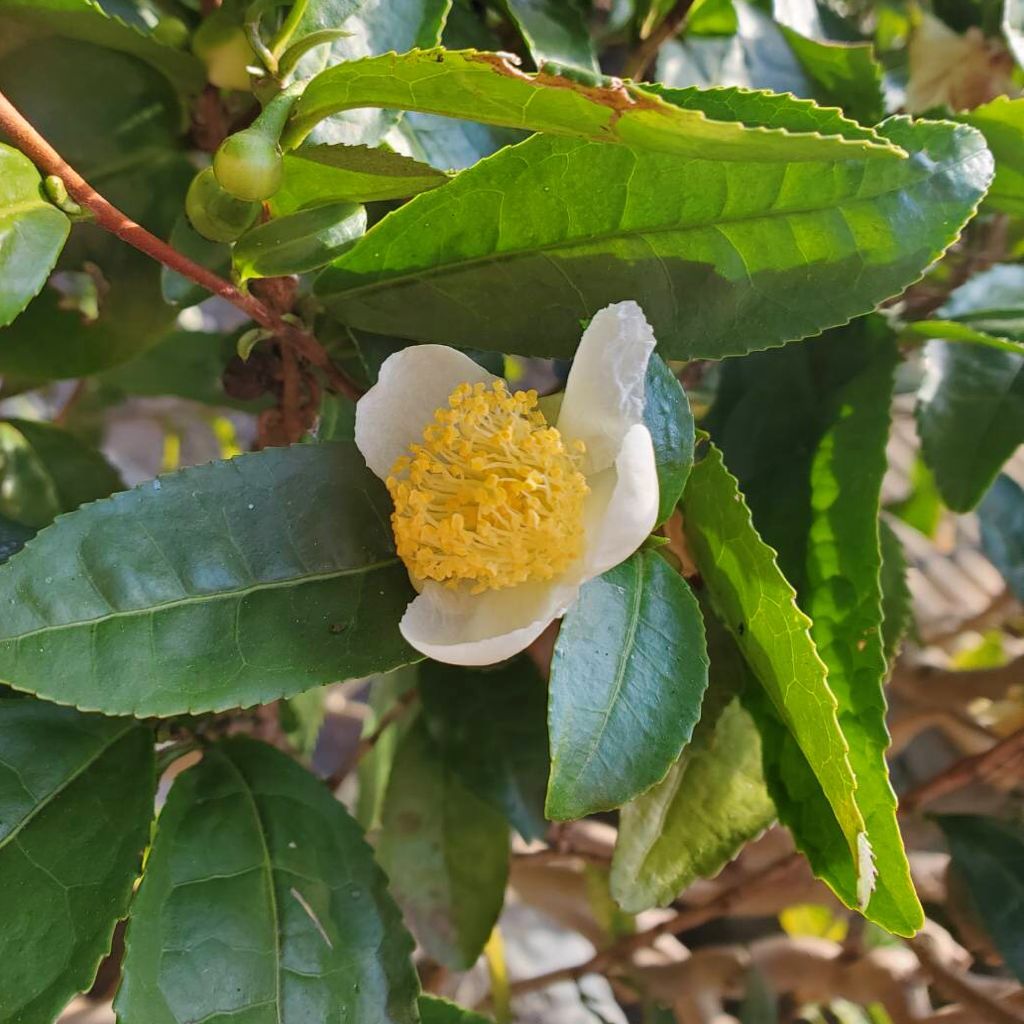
left=378, top=718, right=509, bottom=970
left=116, top=737, right=420, bottom=1023
left=957, top=96, right=1024, bottom=215
left=645, top=355, right=695, bottom=526
left=0, top=443, right=416, bottom=716
left=287, top=48, right=900, bottom=159
left=704, top=320, right=922, bottom=935
left=979, top=474, right=1024, bottom=600
left=161, top=216, right=232, bottom=309
left=547, top=549, right=709, bottom=820
left=681, top=444, right=873, bottom=917
left=419, top=995, right=493, bottom=1024
left=611, top=613, right=774, bottom=913
left=316, top=119, right=991, bottom=361
left=419, top=656, right=549, bottom=841
left=0, top=698, right=154, bottom=1024
left=504, top=0, right=598, bottom=71
left=0, top=144, right=69, bottom=329
left=233, top=201, right=366, bottom=280
left=272, top=145, right=450, bottom=215
left=916, top=265, right=1024, bottom=512
left=937, top=815, right=1024, bottom=982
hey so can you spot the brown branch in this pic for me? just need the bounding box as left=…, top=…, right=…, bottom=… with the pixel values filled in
left=498, top=852, right=801, bottom=1002
left=908, top=933, right=1024, bottom=1024
left=891, top=655, right=1024, bottom=709
left=901, top=725, right=1024, bottom=813
left=0, top=88, right=362, bottom=402
left=624, top=0, right=696, bottom=80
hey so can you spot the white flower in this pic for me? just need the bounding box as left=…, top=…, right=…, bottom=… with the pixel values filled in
left=354, top=300, right=660, bottom=666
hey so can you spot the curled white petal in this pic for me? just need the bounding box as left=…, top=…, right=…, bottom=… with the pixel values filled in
left=555, top=301, right=657, bottom=474
left=582, top=424, right=659, bottom=580
left=354, top=344, right=497, bottom=480
left=400, top=578, right=581, bottom=666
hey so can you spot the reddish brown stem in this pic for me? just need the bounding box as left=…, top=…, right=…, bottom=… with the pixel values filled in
left=0, top=88, right=362, bottom=402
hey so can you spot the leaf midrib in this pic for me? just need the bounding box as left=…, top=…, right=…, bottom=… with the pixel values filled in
left=0, top=720, right=135, bottom=854
left=323, top=140, right=980, bottom=303
left=1, top=556, right=401, bottom=644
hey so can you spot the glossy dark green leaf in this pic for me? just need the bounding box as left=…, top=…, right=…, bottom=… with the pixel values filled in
left=916, top=265, right=1024, bottom=512
left=937, top=814, right=1024, bottom=982
left=704, top=321, right=922, bottom=935
left=644, top=355, right=694, bottom=526
left=0, top=698, right=154, bottom=1024
left=979, top=474, right=1024, bottom=600
left=0, top=443, right=415, bottom=716
left=682, top=444, right=874, bottom=916
left=547, top=549, right=709, bottom=820
left=287, top=0, right=451, bottom=147
left=116, top=737, right=420, bottom=1023
left=316, top=119, right=990, bottom=361
left=504, top=0, right=598, bottom=71
left=419, top=995, right=492, bottom=1024
left=0, top=0, right=204, bottom=95
left=272, top=145, right=450, bottom=215
left=288, top=47, right=899, bottom=159
left=957, top=96, right=1024, bottom=214
left=419, top=655, right=549, bottom=841
left=233, top=201, right=367, bottom=281
left=0, top=144, right=70, bottom=328
left=160, top=216, right=231, bottom=309
left=610, top=612, right=773, bottom=912
left=378, top=718, right=509, bottom=970
left=0, top=514, right=33, bottom=566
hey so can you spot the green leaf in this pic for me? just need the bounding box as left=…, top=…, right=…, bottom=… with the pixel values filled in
left=703, top=320, right=922, bottom=935
left=279, top=686, right=327, bottom=758
left=0, top=442, right=416, bottom=716
left=287, top=47, right=901, bottom=159
left=0, top=144, right=69, bottom=328
left=271, top=145, right=450, bottom=215
left=979, top=474, right=1024, bottom=600
left=0, top=698, right=154, bottom=1024
left=0, top=514, right=33, bottom=566
left=288, top=0, right=451, bottom=147
left=116, top=736, right=420, bottom=1023
left=504, top=0, right=598, bottom=71
left=644, top=355, right=694, bottom=526
left=916, top=265, right=1024, bottom=512
left=233, top=201, right=366, bottom=281
left=419, top=996, right=492, bottom=1023
left=160, top=216, right=231, bottom=309
left=937, top=815, right=1024, bottom=982
left=610, top=612, right=774, bottom=913
left=681, top=444, right=874, bottom=916
left=316, top=118, right=990, bottom=361
left=879, top=520, right=912, bottom=663
left=419, top=655, right=549, bottom=841
left=378, top=718, right=509, bottom=970
left=0, top=0, right=204, bottom=97
left=957, top=96, right=1024, bottom=214
left=547, top=549, right=709, bottom=820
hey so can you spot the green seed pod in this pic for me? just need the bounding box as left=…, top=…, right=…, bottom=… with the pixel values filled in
left=185, top=167, right=260, bottom=243
left=213, top=129, right=283, bottom=202
left=191, top=10, right=255, bottom=91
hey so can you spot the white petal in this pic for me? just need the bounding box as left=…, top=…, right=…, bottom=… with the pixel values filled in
left=354, top=345, right=497, bottom=480
left=400, top=578, right=581, bottom=666
left=555, top=301, right=657, bottom=474
left=582, top=424, right=659, bottom=579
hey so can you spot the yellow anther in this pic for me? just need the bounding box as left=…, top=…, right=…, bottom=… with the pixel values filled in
left=387, top=380, right=589, bottom=592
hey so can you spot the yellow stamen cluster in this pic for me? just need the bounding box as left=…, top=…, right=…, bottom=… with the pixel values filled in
left=386, top=380, right=589, bottom=592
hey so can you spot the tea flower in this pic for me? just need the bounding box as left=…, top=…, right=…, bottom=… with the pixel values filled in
left=354, top=301, right=659, bottom=666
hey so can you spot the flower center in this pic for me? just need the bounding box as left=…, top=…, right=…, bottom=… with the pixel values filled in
left=386, top=380, right=589, bottom=593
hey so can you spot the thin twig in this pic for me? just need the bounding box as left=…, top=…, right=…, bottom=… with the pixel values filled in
left=623, top=0, right=696, bottom=80
left=0, top=88, right=362, bottom=402
left=325, top=689, right=419, bottom=790
left=495, top=852, right=801, bottom=1003
left=901, top=726, right=1024, bottom=813
left=908, top=933, right=1024, bottom=1024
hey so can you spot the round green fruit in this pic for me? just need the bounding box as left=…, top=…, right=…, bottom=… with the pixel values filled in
left=213, top=129, right=284, bottom=202
left=185, top=167, right=260, bottom=243
left=191, top=11, right=255, bottom=91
